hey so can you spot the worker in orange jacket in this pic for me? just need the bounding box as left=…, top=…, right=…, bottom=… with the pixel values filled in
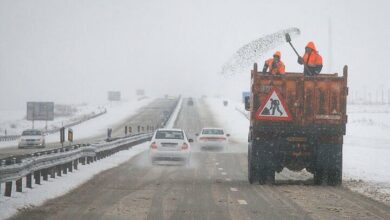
left=298, top=42, right=323, bottom=76
left=262, top=51, right=285, bottom=75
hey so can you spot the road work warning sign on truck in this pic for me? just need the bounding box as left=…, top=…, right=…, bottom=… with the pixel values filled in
left=255, top=88, right=292, bottom=121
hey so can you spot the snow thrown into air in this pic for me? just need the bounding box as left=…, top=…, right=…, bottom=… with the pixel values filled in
left=221, top=27, right=300, bottom=75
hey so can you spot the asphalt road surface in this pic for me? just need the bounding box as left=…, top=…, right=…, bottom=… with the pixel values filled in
left=0, top=98, right=177, bottom=160
left=11, top=98, right=390, bottom=220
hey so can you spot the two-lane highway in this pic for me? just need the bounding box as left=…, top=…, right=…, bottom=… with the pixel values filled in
left=11, top=98, right=390, bottom=220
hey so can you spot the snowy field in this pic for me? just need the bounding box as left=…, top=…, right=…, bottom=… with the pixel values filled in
left=0, top=104, right=104, bottom=136
left=0, top=98, right=153, bottom=148
left=205, top=97, right=390, bottom=205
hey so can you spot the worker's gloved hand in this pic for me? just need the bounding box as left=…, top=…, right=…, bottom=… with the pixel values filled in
left=297, top=56, right=304, bottom=64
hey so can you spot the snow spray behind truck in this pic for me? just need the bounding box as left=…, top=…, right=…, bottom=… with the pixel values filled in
left=245, top=63, right=348, bottom=185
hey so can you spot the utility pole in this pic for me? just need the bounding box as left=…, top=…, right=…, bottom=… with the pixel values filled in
left=387, top=89, right=390, bottom=105
left=328, top=18, right=333, bottom=73
left=381, top=87, right=384, bottom=104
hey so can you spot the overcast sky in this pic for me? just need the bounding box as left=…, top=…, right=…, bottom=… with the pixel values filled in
left=0, top=0, right=389, bottom=109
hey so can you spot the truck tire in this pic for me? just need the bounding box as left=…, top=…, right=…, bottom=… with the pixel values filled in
left=256, top=139, right=275, bottom=185
left=313, top=168, right=324, bottom=185
left=314, top=137, right=342, bottom=186
left=248, top=142, right=259, bottom=184
left=327, top=142, right=342, bottom=186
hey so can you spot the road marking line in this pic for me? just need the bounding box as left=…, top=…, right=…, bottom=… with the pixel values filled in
left=238, top=200, right=248, bottom=205
left=221, top=172, right=227, bottom=175
left=225, top=178, right=232, bottom=181
left=230, top=187, right=238, bottom=192
left=215, top=162, right=219, bottom=165
left=218, top=168, right=223, bottom=171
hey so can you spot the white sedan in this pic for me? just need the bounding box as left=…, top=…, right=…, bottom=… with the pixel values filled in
left=149, top=129, right=192, bottom=164
left=196, top=128, right=229, bottom=150
left=18, top=129, right=46, bottom=149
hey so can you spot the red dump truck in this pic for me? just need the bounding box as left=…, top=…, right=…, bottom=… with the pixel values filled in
left=245, top=63, right=348, bottom=185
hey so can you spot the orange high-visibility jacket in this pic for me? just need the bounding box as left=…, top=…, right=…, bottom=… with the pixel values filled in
left=303, top=42, right=323, bottom=67
left=264, top=58, right=285, bottom=74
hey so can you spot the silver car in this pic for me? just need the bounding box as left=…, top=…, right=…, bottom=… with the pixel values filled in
left=18, top=129, right=46, bottom=148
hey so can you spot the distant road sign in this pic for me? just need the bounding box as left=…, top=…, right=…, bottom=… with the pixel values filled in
left=108, top=91, right=121, bottom=101
left=136, top=89, right=145, bottom=96
left=242, top=91, right=250, bottom=103
left=27, top=102, right=54, bottom=121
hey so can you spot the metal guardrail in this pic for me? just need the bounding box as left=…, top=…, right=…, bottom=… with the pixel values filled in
left=0, top=109, right=107, bottom=142
left=0, top=135, right=20, bottom=142
left=0, top=133, right=152, bottom=197
left=0, top=97, right=181, bottom=197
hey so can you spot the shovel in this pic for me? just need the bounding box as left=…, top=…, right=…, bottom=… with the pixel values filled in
left=285, top=33, right=314, bottom=76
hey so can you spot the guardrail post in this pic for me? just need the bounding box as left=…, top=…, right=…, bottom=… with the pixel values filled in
left=50, top=168, right=55, bottom=178
left=74, top=159, right=78, bottom=170
left=57, top=165, right=62, bottom=176
left=34, top=170, right=41, bottom=184
left=63, top=164, right=67, bottom=174
left=26, top=173, right=32, bottom=188
left=16, top=178, right=23, bottom=192
left=42, top=169, right=48, bottom=181
left=4, top=182, right=12, bottom=197
left=69, top=162, right=73, bottom=172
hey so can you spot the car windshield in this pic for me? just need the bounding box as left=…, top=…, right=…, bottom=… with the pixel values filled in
left=155, top=130, right=184, bottom=140
left=22, top=130, right=42, bottom=136
left=202, top=129, right=224, bottom=135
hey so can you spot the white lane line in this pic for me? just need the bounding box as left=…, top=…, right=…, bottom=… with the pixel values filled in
left=215, top=162, right=219, bottom=165
left=225, top=178, right=232, bottom=182
left=221, top=172, right=227, bottom=175
left=238, top=200, right=248, bottom=205
left=218, top=168, right=223, bottom=171
left=230, top=187, right=238, bottom=192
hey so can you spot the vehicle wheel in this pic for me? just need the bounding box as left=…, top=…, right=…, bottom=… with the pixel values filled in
left=248, top=142, right=259, bottom=184
left=313, top=168, right=324, bottom=185
left=327, top=141, right=342, bottom=186
left=314, top=138, right=343, bottom=186
left=257, top=139, right=276, bottom=185
left=327, top=168, right=342, bottom=186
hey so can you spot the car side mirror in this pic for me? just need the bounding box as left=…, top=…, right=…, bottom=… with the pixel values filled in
left=244, top=96, right=250, bottom=111
left=226, top=134, right=230, bottom=137
left=188, top=139, right=194, bottom=143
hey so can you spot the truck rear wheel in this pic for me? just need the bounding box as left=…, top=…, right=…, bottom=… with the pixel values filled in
left=256, top=139, right=275, bottom=185
left=248, top=142, right=259, bottom=184
left=314, top=137, right=342, bottom=186
left=326, top=141, right=342, bottom=186
left=327, top=168, right=342, bottom=186
left=313, top=168, right=324, bottom=185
